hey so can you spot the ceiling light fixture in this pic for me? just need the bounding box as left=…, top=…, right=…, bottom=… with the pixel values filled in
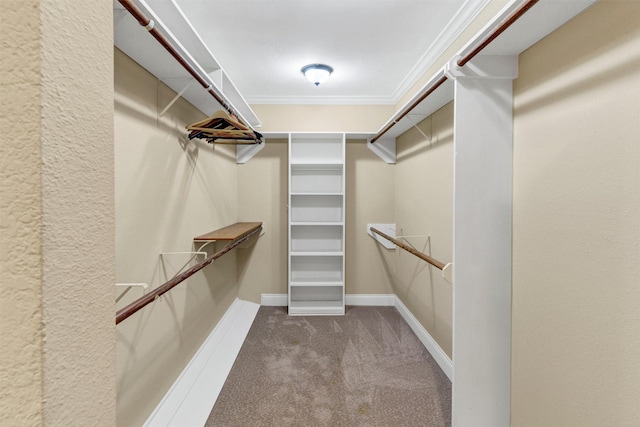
left=301, top=64, right=333, bottom=86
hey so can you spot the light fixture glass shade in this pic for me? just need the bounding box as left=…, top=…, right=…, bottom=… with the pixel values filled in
left=301, top=64, right=333, bottom=86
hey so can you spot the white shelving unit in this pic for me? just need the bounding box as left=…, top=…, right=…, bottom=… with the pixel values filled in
left=288, top=133, right=345, bottom=315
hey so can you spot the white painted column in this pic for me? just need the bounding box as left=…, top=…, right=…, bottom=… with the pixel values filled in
left=446, top=55, right=518, bottom=427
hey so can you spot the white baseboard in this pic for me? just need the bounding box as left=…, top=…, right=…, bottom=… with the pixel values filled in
left=261, top=293, right=396, bottom=307
left=345, top=293, right=396, bottom=306
left=144, top=298, right=260, bottom=427
left=393, top=296, right=453, bottom=381
left=260, top=293, right=287, bottom=306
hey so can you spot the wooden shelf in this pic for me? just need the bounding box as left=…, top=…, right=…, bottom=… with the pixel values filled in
left=117, top=222, right=262, bottom=324
left=194, top=222, right=262, bottom=242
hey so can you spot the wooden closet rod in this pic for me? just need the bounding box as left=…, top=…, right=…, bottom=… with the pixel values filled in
left=369, top=226, right=446, bottom=270
left=370, top=75, right=448, bottom=144
left=457, top=0, right=539, bottom=67
left=117, top=0, right=254, bottom=133
left=370, top=0, right=539, bottom=143
left=115, top=225, right=261, bottom=324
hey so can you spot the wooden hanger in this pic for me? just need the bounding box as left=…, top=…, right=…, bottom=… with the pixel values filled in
left=186, top=110, right=262, bottom=144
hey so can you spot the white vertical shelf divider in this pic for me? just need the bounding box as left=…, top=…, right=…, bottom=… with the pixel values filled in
left=288, top=133, right=346, bottom=315
left=446, top=55, right=517, bottom=427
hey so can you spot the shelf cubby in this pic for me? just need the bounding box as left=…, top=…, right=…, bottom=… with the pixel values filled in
left=290, top=195, right=343, bottom=223
left=291, top=224, right=343, bottom=253
left=290, top=164, right=343, bottom=194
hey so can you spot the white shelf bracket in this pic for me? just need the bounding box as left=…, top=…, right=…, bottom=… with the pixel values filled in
left=160, top=251, right=208, bottom=258
left=367, top=137, right=396, bottom=164
left=115, top=282, right=149, bottom=290
left=367, top=223, right=396, bottom=249
left=115, top=282, right=149, bottom=303
left=158, top=79, right=193, bottom=117
left=442, top=262, right=453, bottom=284
left=208, top=69, right=223, bottom=92
left=236, top=140, right=265, bottom=164
left=160, top=251, right=208, bottom=280
left=405, top=114, right=432, bottom=142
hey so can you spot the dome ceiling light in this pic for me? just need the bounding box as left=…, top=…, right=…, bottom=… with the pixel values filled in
left=301, top=64, right=333, bottom=86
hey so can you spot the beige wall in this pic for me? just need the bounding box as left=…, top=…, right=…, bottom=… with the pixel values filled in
left=345, top=140, right=396, bottom=295
left=238, top=103, right=399, bottom=303
left=40, top=1, right=116, bottom=422
left=1, top=0, right=116, bottom=425
left=114, top=49, right=241, bottom=426
left=237, top=138, right=289, bottom=301
left=236, top=137, right=396, bottom=302
left=251, top=104, right=394, bottom=133
left=0, top=1, right=44, bottom=425
left=393, top=104, right=454, bottom=357
left=512, top=1, right=640, bottom=425
left=5, top=2, right=637, bottom=426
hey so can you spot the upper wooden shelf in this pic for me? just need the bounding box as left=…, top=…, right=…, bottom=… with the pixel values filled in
left=194, top=222, right=262, bottom=242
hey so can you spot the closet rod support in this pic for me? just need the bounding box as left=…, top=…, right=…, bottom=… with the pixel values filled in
left=115, top=282, right=149, bottom=289
left=405, top=115, right=432, bottom=142
left=116, top=223, right=262, bottom=324
left=370, top=226, right=446, bottom=271
left=370, top=74, right=448, bottom=144
left=160, top=251, right=207, bottom=257
left=117, top=0, right=256, bottom=133
left=370, top=0, right=539, bottom=144
left=158, top=80, right=193, bottom=117
left=457, top=0, right=540, bottom=67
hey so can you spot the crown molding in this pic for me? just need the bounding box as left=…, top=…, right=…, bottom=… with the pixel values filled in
left=389, top=0, right=491, bottom=104
left=246, top=95, right=395, bottom=105
left=245, top=0, right=490, bottom=106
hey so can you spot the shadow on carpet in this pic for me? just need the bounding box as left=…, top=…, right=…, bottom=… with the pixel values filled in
left=206, top=306, right=451, bottom=426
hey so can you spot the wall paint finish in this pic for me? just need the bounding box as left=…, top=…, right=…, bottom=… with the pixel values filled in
left=394, top=104, right=454, bottom=357
left=114, top=49, right=240, bottom=426
left=39, top=1, right=116, bottom=425
left=345, top=140, right=395, bottom=295
left=237, top=138, right=289, bottom=302
left=512, top=1, right=640, bottom=425
left=0, top=1, right=44, bottom=425
left=236, top=138, right=396, bottom=302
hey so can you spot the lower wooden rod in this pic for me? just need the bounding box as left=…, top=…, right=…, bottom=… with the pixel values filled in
left=116, top=226, right=261, bottom=324
left=370, top=227, right=446, bottom=270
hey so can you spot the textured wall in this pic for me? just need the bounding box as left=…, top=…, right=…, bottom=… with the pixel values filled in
left=114, top=49, right=241, bottom=426
left=39, top=1, right=116, bottom=425
left=512, top=1, right=640, bottom=425
left=0, top=1, right=44, bottom=425
left=393, top=103, right=454, bottom=357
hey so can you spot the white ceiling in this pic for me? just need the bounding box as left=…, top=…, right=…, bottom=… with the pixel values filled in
left=171, top=0, right=489, bottom=105
left=115, top=0, right=599, bottom=128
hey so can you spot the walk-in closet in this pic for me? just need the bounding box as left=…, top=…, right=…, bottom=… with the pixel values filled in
left=3, top=0, right=639, bottom=426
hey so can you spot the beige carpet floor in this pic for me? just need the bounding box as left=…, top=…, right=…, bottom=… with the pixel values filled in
left=206, top=306, right=451, bottom=426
